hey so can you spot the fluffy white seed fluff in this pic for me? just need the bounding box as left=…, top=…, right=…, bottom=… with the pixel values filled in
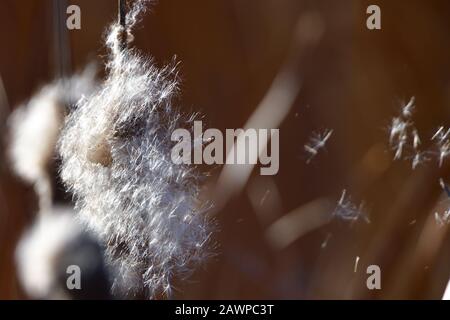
left=432, top=126, right=450, bottom=167
left=9, top=87, right=62, bottom=179
left=435, top=210, right=450, bottom=226
left=333, top=189, right=370, bottom=223
left=16, top=207, right=84, bottom=299
left=16, top=206, right=112, bottom=299
left=388, top=97, right=433, bottom=169
left=304, top=129, right=333, bottom=164
left=435, top=178, right=450, bottom=227
left=58, top=1, right=212, bottom=298
left=8, top=67, right=97, bottom=210
left=389, top=97, right=416, bottom=161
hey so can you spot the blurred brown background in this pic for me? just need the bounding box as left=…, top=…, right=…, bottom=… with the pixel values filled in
left=1, top=0, right=450, bottom=299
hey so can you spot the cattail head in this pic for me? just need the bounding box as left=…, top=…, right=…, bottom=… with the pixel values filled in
left=7, top=66, right=97, bottom=211
left=9, top=86, right=64, bottom=185
left=16, top=207, right=111, bottom=299
left=58, top=0, right=213, bottom=298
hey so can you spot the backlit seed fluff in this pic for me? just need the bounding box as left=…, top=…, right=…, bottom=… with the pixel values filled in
left=15, top=207, right=112, bottom=300
left=58, top=0, right=213, bottom=298
left=9, top=86, right=63, bottom=184
left=8, top=67, right=97, bottom=210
